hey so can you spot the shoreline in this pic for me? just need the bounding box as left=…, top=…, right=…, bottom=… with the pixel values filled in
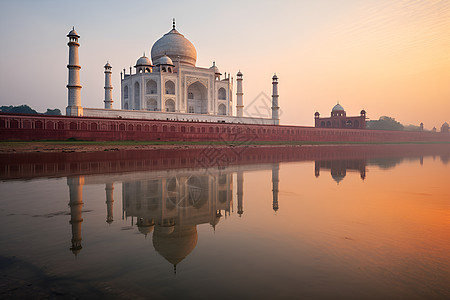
left=0, top=140, right=448, bottom=154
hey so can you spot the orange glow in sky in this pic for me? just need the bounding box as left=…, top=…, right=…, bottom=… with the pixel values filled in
left=0, top=0, right=448, bottom=129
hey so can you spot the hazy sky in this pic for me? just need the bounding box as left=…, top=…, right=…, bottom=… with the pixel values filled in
left=0, top=0, right=449, bottom=129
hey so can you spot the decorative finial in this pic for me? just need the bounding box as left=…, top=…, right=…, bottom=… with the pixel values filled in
left=172, top=18, right=176, bottom=29
left=143, top=51, right=145, bottom=57
left=72, top=26, right=74, bottom=30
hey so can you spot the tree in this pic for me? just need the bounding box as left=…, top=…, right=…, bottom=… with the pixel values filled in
left=0, top=105, right=38, bottom=114
left=44, top=108, right=62, bottom=115
left=366, top=116, right=404, bottom=131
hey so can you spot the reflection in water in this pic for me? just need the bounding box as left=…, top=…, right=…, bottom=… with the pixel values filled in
left=68, top=176, right=84, bottom=256
left=315, top=159, right=367, bottom=183
left=1, top=144, right=449, bottom=298
left=66, top=164, right=282, bottom=270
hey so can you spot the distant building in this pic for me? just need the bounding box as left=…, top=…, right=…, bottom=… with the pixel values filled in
left=441, top=122, right=449, bottom=133
left=314, top=103, right=366, bottom=129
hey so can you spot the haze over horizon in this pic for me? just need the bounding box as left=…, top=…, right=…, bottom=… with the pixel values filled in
left=0, top=0, right=449, bottom=129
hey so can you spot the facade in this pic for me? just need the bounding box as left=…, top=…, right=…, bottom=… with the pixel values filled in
left=65, top=22, right=279, bottom=125
left=315, top=103, right=366, bottom=129
left=119, top=21, right=231, bottom=116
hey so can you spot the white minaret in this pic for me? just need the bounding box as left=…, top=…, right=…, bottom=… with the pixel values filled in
left=66, top=27, right=83, bottom=116
left=236, top=71, right=244, bottom=117
left=271, top=74, right=279, bottom=125
left=104, top=62, right=113, bottom=109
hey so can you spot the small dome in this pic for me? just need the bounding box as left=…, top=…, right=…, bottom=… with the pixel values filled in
left=136, top=55, right=152, bottom=67
left=104, top=62, right=111, bottom=68
left=314, top=111, right=320, bottom=116
left=237, top=70, right=243, bottom=77
left=360, top=109, right=366, bottom=114
left=332, top=103, right=345, bottom=111
left=67, top=27, right=79, bottom=38
left=155, top=55, right=174, bottom=66
left=137, top=218, right=155, bottom=236
left=151, top=25, right=197, bottom=66
left=209, top=62, right=221, bottom=74
left=272, top=74, right=278, bottom=80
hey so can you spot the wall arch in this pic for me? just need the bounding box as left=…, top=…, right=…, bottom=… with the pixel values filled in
left=146, top=80, right=157, bottom=94
left=165, top=99, right=175, bottom=112
left=218, top=87, right=226, bottom=100
left=147, top=98, right=157, bottom=111
left=165, top=80, right=175, bottom=95
left=218, top=103, right=226, bottom=115
left=187, top=81, right=207, bottom=114
left=134, top=82, right=140, bottom=109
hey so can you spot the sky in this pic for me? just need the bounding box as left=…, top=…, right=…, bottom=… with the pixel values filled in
left=0, top=0, right=449, bottom=129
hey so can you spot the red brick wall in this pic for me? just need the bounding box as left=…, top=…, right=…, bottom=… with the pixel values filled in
left=1, top=113, right=449, bottom=143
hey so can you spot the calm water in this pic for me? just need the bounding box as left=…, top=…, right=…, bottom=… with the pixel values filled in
left=0, top=145, right=449, bottom=299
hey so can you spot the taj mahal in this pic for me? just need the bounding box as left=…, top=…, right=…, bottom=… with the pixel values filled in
left=66, top=20, right=280, bottom=125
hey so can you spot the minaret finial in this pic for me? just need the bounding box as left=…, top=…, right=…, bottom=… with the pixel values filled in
left=172, top=18, right=176, bottom=29
left=72, top=26, right=74, bottom=30
left=143, top=51, right=145, bottom=57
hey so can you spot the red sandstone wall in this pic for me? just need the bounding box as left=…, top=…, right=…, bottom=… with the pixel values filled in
left=1, top=113, right=449, bottom=143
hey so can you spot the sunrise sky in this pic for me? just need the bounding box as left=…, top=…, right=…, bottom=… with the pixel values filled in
left=0, top=0, right=449, bottom=129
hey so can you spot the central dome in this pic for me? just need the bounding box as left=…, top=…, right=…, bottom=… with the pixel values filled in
left=151, top=25, right=197, bottom=67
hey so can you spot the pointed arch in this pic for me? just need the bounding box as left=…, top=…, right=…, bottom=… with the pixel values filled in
left=187, top=81, right=207, bottom=114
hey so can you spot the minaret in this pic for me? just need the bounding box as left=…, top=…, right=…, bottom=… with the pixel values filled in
left=67, top=176, right=84, bottom=256
left=105, top=183, right=114, bottom=224
left=315, top=161, right=320, bottom=177
left=236, top=71, right=244, bottom=117
left=271, top=74, right=279, bottom=125
left=104, top=62, right=113, bottom=109
left=66, top=27, right=83, bottom=116
left=272, top=163, right=279, bottom=212
left=237, top=171, right=244, bottom=216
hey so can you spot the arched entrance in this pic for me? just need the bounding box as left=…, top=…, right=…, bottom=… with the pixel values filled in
left=187, top=81, right=207, bottom=114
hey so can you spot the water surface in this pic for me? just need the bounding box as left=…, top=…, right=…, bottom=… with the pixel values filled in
left=0, top=145, right=449, bottom=299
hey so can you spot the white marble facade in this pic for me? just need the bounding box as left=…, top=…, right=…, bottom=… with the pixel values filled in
left=120, top=21, right=233, bottom=117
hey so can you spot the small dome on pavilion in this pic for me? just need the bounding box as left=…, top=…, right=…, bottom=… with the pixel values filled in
left=136, top=55, right=152, bottom=67
left=155, top=54, right=174, bottom=66
left=209, top=62, right=221, bottom=74
left=332, top=103, right=345, bottom=111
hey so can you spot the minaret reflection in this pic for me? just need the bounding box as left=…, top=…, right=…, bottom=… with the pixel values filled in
left=105, top=183, right=114, bottom=224
left=237, top=171, right=244, bottom=216
left=272, top=163, right=279, bottom=212
left=67, top=176, right=84, bottom=256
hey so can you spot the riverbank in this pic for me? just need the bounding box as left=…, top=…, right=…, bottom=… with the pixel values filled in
left=0, top=140, right=448, bottom=154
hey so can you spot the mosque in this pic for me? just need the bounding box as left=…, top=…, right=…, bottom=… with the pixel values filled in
left=66, top=20, right=279, bottom=125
